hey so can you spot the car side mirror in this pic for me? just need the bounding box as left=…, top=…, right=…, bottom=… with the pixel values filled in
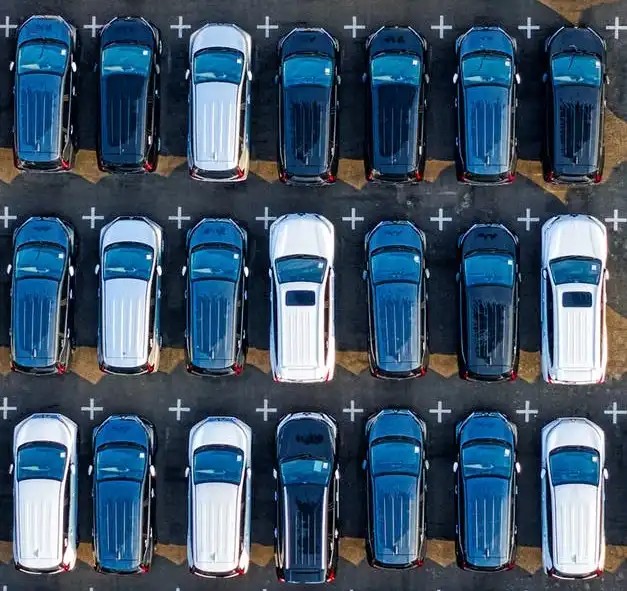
left=515, top=72, right=521, bottom=85
left=6, top=264, right=12, bottom=275
left=455, top=271, right=460, bottom=282
left=68, top=265, right=75, bottom=277
left=184, top=466, right=190, bottom=478
left=541, top=268, right=547, bottom=279
left=71, top=61, right=77, bottom=73
left=243, top=266, right=249, bottom=278
left=605, top=269, right=610, bottom=281
left=515, top=461, right=521, bottom=474
left=88, top=465, right=93, bottom=476
left=361, top=458, right=367, bottom=470
left=185, top=69, right=190, bottom=81
left=604, top=74, right=610, bottom=86
left=424, top=73, right=430, bottom=84
left=540, top=467, right=546, bottom=480
left=246, top=466, right=252, bottom=477
left=94, top=264, right=100, bottom=275
left=335, top=468, right=340, bottom=480
left=603, top=467, right=609, bottom=480
left=452, top=72, right=458, bottom=84
left=425, top=459, right=430, bottom=471
left=336, top=74, right=342, bottom=85
left=542, top=72, right=548, bottom=83
left=156, top=265, right=162, bottom=277
left=361, top=73, right=367, bottom=83
left=247, top=70, right=252, bottom=82
left=274, top=73, right=279, bottom=85
left=453, top=461, right=458, bottom=473
left=149, top=465, right=156, bottom=478
left=424, top=268, right=430, bottom=280
left=268, top=268, right=273, bottom=278
left=9, top=61, right=14, bottom=72
left=362, top=270, right=367, bottom=281
left=272, top=468, right=277, bottom=480
left=8, top=463, right=14, bottom=475
left=69, top=464, right=76, bottom=475
left=518, top=272, right=522, bottom=284
left=181, top=265, right=187, bottom=277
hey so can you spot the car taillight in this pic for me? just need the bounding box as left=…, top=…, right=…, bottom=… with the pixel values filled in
left=414, top=170, right=423, bottom=181
left=506, top=171, right=515, bottom=183
left=146, top=363, right=155, bottom=374
left=457, top=171, right=468, bottom=182
left=144, top=160, right=155, bottom=172
left=233, top=363, right=243, bottom=376
left=61, top=562, right=71, bottom=572
left=506, top=561, right=516, bottom=570
left=545, top=171, right=555, bottom=182
left=419, top=366, right=427, bottom=377
left=324, top=369, right=331, bottom=382
left=413, top=558, right=424, bottom=567
left=56, top=362, right=67, bottom=375
left=186, top=363, right=193, bottom=373
left=326, top=173, right=336, bottom=183
left=10, top=360, right=15, bottom=371
left=61, top=159, right=71, bottom=171
left=278, top=171, right=288, bottom=182
left=509, top=370, right=517, bottom=381
left=366, top=170, right=374, bottom=181
left=593, top=171, right=602, bottom=183
left=547, top=375, right=554, bottom=384
left=460, top=370, right=469, bottom=380
left=594, top=567, right=604, bottom=577
left=236, top=167, right=245, bottom=179
left=235, top=566, right=246, bottom=576
left=326, top=569, right=335, bottom=582
left=98, top=361, right=106, bottom=372
left=139, top=564, right=149, bottom=573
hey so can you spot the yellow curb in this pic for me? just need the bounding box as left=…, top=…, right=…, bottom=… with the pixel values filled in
left=518, top=350, right=541, bottom=383
left=0, top=540, right=12, bottom=564
left=428, top=353, right=459, bottom=378
left=338, top=537, right=365, bottom=566
left=251, top=542, right=275, bottom=567
left=247, top=347, right=271, bottom=374
left=336, top=350, right=369, bottom=375
left=72, top=150, right=107, bottom=184
left=154, top=156, right=187, bottom=178
left=155, top=543, right=187, bottom=565
left=337, top=159, right=367, bottom=191
left=0, top=148, right=20, bottom=184
left=426, top=539, right=456, bottom=567
left=71, top=346, right=104, bottom=385
left=515, top=545, right=542, bottom=574
left=159, top=348, right=185, bottom=374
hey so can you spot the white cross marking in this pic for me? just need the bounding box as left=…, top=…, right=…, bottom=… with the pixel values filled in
left=255, top=206, right=277, bottom=230
left=82, top=206, right=104, bottom=229
left=518, top=17, right=540, bottom=39
left=255, top=399, right=277, bottom=422
left=515, top=400, right=538, bottom=423
left=257, top=16, right=278, bottom=39
left=0, top=397, right=17, bottom=420
left=171, top=16, right=191, bottom=39
left=429, top=401, right=451, bottom=423
left=168, top=206, right=191, bottom=230
left=606, top=17, right=627, bottom=40
left=431, top=15, right=452, bottom=39
left=343, top=400, right=364, bottom=422
left=81, top=398, right=104, bottom=421
left=341, top=207, right=364, bottom=230
left=0, top=16, right=17, bottom=38
left=169, top=399, right=190, bottom=422
left=0, top=206, right=17, bottom=229
left=429, top=208, right=452, bottom=231
left=604, top=401, right=627, bottom=425
left=344, top=16, right=365, bottom=39
left=517, top=208, right=540, bottom=232
left=83, top=16, right=102, bottom=38
left=604, top=209, right=627, bottom=231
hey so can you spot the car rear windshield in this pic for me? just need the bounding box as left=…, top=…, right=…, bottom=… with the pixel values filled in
left=464, top=252, right=514, bottom=287
left=371, top=249, right=420, bottom=284
left=371, top=53, right=421, bottom=87
left=193, top=446, right=244, bottom=485
left=549, top=447, right=600, bottom=486
left=551, top=54, right=601, bottom=87
left=281, top=458, right=331, bottom=486
left=102, top=44, right=152, bottom=76
left=284, top=55, right=333, bottom=88
left=18, top=41, right=68, bottom=75
left=16, top=441, right=67, bottom=481
left=276, top=255, right=327, bottom=284
left=190, top=246, right=240, bottom=282
left=462, top=53, right=512, bottom=87
left=549, top=257, right=602, bottom=285
left=193, top=49, right=244, bottom=84
left=371, top=440, right=421, bottom=476
left=103, top=243, right=154, bottom=281
left=96, top=444, right=147, bottom=482
left=15, top=243, right=66, bottom=281
left=462, top=441, right=512, bottom=479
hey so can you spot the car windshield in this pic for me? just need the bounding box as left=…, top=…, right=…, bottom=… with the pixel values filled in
left=18, top=41, right=68, bottom=75
left=96, top=444, right=147, bottom=482
left=462, top=53, right=512, bottom=87
left=371, top=440, right=421, bottom=476
left=275, top=255, right=327, bottom=284
left=464, top=252, right=515, bottom=287
left=550, top=257, right=602, bottom=285
left=102, top=44, right=152, bottom=76
left=15, top=243, right=66, bottom=281
left=283, top=55, right=333, bottom=88
left=190, top=246, right=240, bottom=282
left=193, top=446, right=244, bottom=485
left=103, top=243, right=154, bottom=281
left=549, top=447, right=600, bottom=486
left=16, top=442, right=67, bottom=481
left=551, top=54, right=601, bottom=87
left=371, top=249, right=420, bottom=284
left=280, top=457, right=332, bottom=486
left=371, top=53, right=421, bottom=87
left=462, top=441, right=512, bottom=479
left=193, top=49, right=244, bottom=84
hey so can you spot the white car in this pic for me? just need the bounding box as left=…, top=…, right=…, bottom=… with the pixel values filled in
left=540, top=214, right=608, bottom=384
left=269, top=213, right=335, bottom=383
left=186, top=417, right=252, bottom=577
left=11, top=413, right=78, bottom=574
left=541, top=418, right=607, bottom=579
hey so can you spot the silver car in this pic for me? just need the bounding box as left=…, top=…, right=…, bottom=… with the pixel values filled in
left=186, top=416, right=252, bottom=577
left=186, top=24, right=252, bottom=182
left=11, top=413, right=78, bottom=574
left=96, top=216, right=164, bottom=374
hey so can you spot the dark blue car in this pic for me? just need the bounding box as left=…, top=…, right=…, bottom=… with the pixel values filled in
left=364, top=221, right=429, bottom=379
left=8, top=217, right=75, bottom=374
left=453, top=412, right=519, bottom=571
left=364, top=409, right=428, bottom=569
left=183, top=218, right=248, bottom=376
left=90, top=415, right=156, bottom=574
left=453, top=27, right=519, bottom=184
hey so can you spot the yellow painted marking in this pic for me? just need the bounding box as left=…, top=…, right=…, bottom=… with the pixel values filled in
left=337, top=159, right=367, bottom=190
left=250, top=160, right=279, bottom=184
left=423, top=159, right=455, bottom=183
left=72, top=151, right=107, bottom=184
left=251, top=542, right=275, bottom=567
left=536, top=0, right=615, bottom=25
left=518, top=350, right=541, bottom=383
left=428, top=353, right=459, bottom=378
left=154, top=543, right=186, bottom=565
left=70, top=346, right=104, bottom=385
left=605, top=543, right=627, bottom=573
left=338, top=536, right=366, bottom=565
left=607, top=306, right=627, bottom=381
left=515, top=545, right=542, bottom=574
left=76, top=542, right=95, bottom=567
left=154, top=156, right=187, bottom=178
left=159, top=348, right=186, bottom=374
left=0, top=148, right=20, bottom=184
left=246, top=347, right=271, bottom=374
left=425, top=539, right=456, bottom=567
left=0, top=347, right=11, bottom=376
left=0, top=540, right=12, bottom=564
left=603, top=108, right=627, bottom=181
left=336, top=350, right=370, bottom=375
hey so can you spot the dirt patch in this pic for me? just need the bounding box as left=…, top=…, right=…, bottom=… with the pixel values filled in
left=71, top=346, right=103, bottom=385
left=426, top=539, right=455, bottom=567
left=336, top=350, right=369, bottom=375
left=338, top=536, right=366, bottom=566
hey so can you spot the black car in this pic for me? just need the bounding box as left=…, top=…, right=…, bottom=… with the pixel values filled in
left=277, top=28, right=340, bottom=185
left=183, top=218, right=249, bottom=376
left=454, top=412, right=519, bottom=571
left=98, top=17, right=161, bottom=173
left=11, top=15, right=78, bottom=171
left=364, top=221, right=429, bottom=379
left=8, top=217, right=76, bottom=374
left=364, top=26, right=429, bottom=183
left=274, top=412, right=339, bottom=583
left=364, top=409, right=428, bottom=569
left=457, top=224, right=520, bottom=381
left=453, top=27, right=519, bottom=184
left=90, top=415, right=157, bottom=574
left=542, top=26, right=607, bottom=184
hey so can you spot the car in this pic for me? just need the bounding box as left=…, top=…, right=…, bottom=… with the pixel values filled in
left=540, top=215, right=608, bottom=384
left=186, top=417, right=252, bottom=577
left=542, top=26, right=607, bottom=184
left=453, top=27, right=519, bottom=184
left=98, top=17, right=161, bottom=173
left=363, top=409, right=428, bottom=568
left=186, top=24, right=252, bottom=181
left=96, top=216, right=164, bottom=374
left=11, top=15, right=78, bottom=171
left=274, top=412, right=339, bottom=583
left=541, top=418, right=607, bottom=578
left=363, top=221, right=429, bottom=378
left=453, top=412, right=519, bottom=571
left=457, top=223, right=520, bottom=381
left=364, top=26, right=429, bottom=183
left=277, top=28, right=340, bottom=185
left=183, top=218, right=249, bottom=376
left=11, top=413, right=78, bottom=574
left=89, top=415, right=157, bottom=574
left=269, top=213, right=335, bottom=383
left=8, top=217, right=76, bottom=374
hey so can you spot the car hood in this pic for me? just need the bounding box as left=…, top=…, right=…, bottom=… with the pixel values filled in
left=367, top=222, right=423, bottom=253
left=459, top=413, right=515, bottom=446
left=459, top=28, right=514, bottom=57
left=95, top=416, right=150, bottom=449
left=285, top=484, right=327, bottom=570
left=270, top=215, right=334, bottom=261
left=544, top=216, right=607, bottom=262
left=277, top=417, right=334, bottom=461
left=369, top=411, right=423, bottom=441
